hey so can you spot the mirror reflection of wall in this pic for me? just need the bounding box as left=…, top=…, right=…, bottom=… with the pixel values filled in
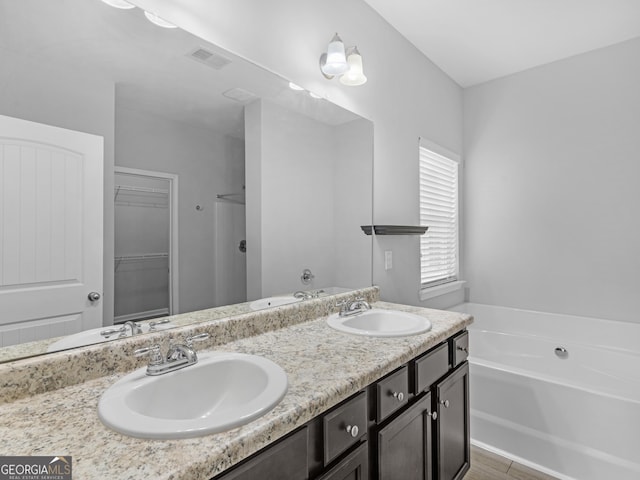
left=246, top=100, right=373, bottom=299
left=115, top=98, right=246, bottom=313
left=0, top=0, right=373, bottom=362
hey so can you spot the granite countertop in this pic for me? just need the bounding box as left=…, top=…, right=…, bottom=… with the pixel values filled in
left=0, top=301, right=472, bottom=480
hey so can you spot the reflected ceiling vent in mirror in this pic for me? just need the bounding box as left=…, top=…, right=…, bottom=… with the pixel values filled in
left=223, top=88, right=258, bottom=103
left=186, top=47, right=232, bottom=70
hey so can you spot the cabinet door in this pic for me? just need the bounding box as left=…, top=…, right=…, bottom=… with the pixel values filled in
left=377, top=392, right=433, bottom=480
left=213, top=427, right=308, bottom=480
left=317, top=443, right=368, bottom=480
left=435, top=362, right=470, bottom=480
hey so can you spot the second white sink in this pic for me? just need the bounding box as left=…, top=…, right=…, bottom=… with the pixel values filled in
left=98, top=352, right=288, bottom=439
left=327, top=309, right=432, bottom=337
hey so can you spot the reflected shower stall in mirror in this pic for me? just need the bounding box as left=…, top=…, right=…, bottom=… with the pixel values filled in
left=0, top=0, right=374, bottom=363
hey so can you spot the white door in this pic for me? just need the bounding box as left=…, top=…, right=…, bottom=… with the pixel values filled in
left=0, top=115, right=103, bottom=347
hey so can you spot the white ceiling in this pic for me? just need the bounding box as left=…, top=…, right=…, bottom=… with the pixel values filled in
left=363, top=0, right=640, bottom=87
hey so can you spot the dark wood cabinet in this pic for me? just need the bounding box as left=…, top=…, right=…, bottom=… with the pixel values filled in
left=212, top=331, right=469, bottom=480
left=213, top=426, right=309, bottom=480
left=376, top=392, right=434, bottom=480
left=435, top=362, right=470, bottom=480
left=317, top=443, right=369, bottom=480
left=323, top=391, right=368, bottom=465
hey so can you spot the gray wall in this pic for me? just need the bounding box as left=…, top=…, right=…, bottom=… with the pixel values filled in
left=115, top=103, right=245, bottom=313
left=245, top=100, right=372, bottom=298
left=131, top=0, right=464, bottom=308
left=463, top=37, right=640, bottom=323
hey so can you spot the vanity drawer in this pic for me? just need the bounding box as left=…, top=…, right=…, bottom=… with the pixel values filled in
left=376, top=365, right=409, bottom=423
left=452, top=330, right=469, bottom=367
left=413, top=342, right=450, bottom=393
left=323, top=390, right=368, bottom=465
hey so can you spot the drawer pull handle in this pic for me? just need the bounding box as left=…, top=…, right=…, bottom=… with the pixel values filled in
left=345, top=425, right=359, bottom=438
left=427, top=411, right=438, bottom=420
left=440, top=399, right=450, bottom=408
left=456, top=346, right=468, bottom=353
left=393, top=391, right=404, bottom=402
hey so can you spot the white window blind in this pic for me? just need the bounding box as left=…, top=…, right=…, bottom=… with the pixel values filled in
left=419, top=143, right=459, bottom=288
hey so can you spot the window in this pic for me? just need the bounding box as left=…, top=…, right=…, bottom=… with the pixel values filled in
left=419, top=140, right=459, bottom=290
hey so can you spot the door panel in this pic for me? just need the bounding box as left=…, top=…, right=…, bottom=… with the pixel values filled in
left=0, top=114, right=103, bottom=346
left=436, top=363, right=470, bottom=480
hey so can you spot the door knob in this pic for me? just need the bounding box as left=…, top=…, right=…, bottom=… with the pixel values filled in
left=88, top=292, right=101, bottom=302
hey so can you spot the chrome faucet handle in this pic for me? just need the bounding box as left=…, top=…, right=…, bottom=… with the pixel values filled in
left=148, top=318, right=171, bottom=331
left=134, top=344, right=163, bottom=366
left=185, top=333, right=210, bottom=348
left=100, top=326, right=125, bottom=338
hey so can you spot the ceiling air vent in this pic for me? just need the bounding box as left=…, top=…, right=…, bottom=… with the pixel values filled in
left=223, top=88, right=258, bottom=103
left=186, top=46, right=232, bottom=70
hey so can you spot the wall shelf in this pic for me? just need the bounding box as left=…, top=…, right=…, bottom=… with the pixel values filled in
left=360, top=225, right=429, bottom=236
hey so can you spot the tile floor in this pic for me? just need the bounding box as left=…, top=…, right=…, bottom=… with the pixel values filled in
left=466, top=445, right=560, bottom=480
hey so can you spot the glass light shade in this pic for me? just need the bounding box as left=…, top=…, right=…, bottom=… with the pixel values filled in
left=340, top=47, right=367, bottom=86
left=144, top=11, right=178, bottom=29
left=288, top=82, right=304, bottom=91
left=100, top=0, right=135, bottom=9
left=321, top=34, right=349, bottom=76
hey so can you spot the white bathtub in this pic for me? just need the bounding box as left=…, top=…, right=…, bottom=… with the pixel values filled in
left=450, top=303, right=640, bottom=480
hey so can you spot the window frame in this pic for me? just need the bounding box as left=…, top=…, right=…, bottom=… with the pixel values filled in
left=418, top=138, right=463, bottom=298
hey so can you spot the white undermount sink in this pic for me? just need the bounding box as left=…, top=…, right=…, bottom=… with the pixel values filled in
left=98, top=352, right=288, bottom=439
left=327, top=309, right=432, bottom=337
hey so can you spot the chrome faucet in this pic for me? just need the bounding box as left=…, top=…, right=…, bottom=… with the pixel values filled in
left=294, top=290, right=313, bottom=300
left=100, top=320, right=143, bottom=339
left=135, top=333, right=210, bottom=376
left=122, top=321, right=143, bottom=336
left=294, top=289, right=326, bottom=300
left=337, top=297, right=372, bottom=317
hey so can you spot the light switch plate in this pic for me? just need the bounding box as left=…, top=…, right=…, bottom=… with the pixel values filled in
left=384, top=250, right=392, bottom=270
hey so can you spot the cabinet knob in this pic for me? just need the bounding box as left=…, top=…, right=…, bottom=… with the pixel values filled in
left=427, top=411, right=438, bottom=421
left=345, top=425, right=359, bottom=438
left=456, top=345, right=468, bottom=353
left=440, top=399, right=450, bottom=408
left=393, top=391, right=404, bottom=402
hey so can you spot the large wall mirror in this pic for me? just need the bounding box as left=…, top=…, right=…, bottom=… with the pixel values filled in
left=0, top=0, right=373, bottom=362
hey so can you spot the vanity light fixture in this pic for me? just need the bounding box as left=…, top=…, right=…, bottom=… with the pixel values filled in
left=319, top=34, right=367, bottom=86
left=100, top=0, right=135, bottom=9
left=339, top=47, right=367, bottom=86
left=320, top=33, right=349, bottom=76
left=288, top=82, right=304, bottom=91
left=144, top=11, right=178, bottom=29
left=309, top=91, right=322, bottom=99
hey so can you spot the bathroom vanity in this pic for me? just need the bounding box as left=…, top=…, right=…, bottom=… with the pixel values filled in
left=0, top=288, right=472, bottom=480
left=213, top=330, right=470, bottom=480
